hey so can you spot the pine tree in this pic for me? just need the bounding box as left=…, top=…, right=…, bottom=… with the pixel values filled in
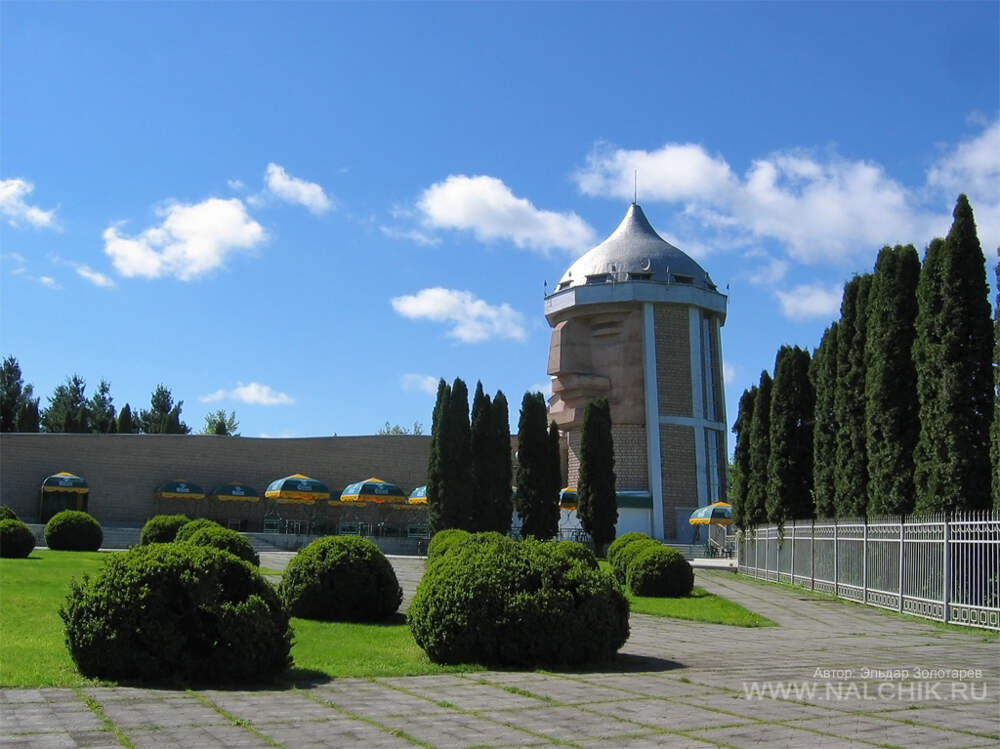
left=0, top=356, right=38, bottom=432
left=469, top=381, right=493, bottom=532
left=41, top=375, right=90, bottom=433
left=489, top=390, right=513, bottom=533
left=766, top=346, right=815, bottom=526
left=834, top=274, right=872, bottom=517
left=744, top=370, right=772, bottom=529
left=426, top=379, right=451, bottom=535
left=914, top=196, right=993, bottom=513
left=810, top=324, right=839, bottom=517
left=88, top=379, right=117, bottom=434
left=865, top=245, right=920, bottom=516
left=731, top=386, right=757, bottom=529
left=16, top=398, right=39, bottom=432
left=516, top=391, right=558, bottom=540
left=138, top=384, right=190, bottom=434
left=116, top=403, right=137, bottom=434
left=576, top=398, right=617, bottom=551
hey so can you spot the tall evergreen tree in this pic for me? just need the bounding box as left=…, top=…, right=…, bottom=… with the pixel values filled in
left=992, top=259, right=999, bottom=512
left=446, top=378, right=473, bottom=528
left=468, top=381, right=493, bottom=532
left=516, top=391, right=558, bottom=540
left=0, top=355, right=38, bottom=432
left=548, top=421, right=563, bottom=512
left=766, top=346, right=815, bottom=526
left=810, top=324, right=839, bottom=517
left=138, top=384, right=190, bottom=434
left=576, top=398, right=617, bottom=551
left=913, top=196, right=993, bottom=513
left=16, top=398, right=39, bottom=432
left=865, top=245, right=920, bottom=515
left=834, top=274, right=872, bottom=517
left=489, top=390, right=513, bottom=533
left=426, top=379, right=452, bottom=534
left=88, top=379, right=117, bottom=433
left=731, top=385, right=757, bottom=529
left=41, top=374, right=90, bottom=433
left=744, top=370, right=772, bottom=529
left=116, top=403, right=137, bottom=434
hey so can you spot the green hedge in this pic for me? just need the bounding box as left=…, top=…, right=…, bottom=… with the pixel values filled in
left=626, top=544, right=694, bottom=597
left=44, top=510, right=102, bottom=551
left=609, top=534, right=660, bottom=584
left=426, top=528, right=472, bottom=562
left=174, top=518, right=223, bottom=543
left=278, top=535, right=402, bottom=621
left=0, top=505, right=18, bottom=521
left=140, top=514, right=190, bottom=545
left=61, top=543, right=291, bottom=682
left=408, top=533, right=629, bottom=666
left=184, top=525, right=259, bottom=566
left=0, top=519, right=36, bottom=558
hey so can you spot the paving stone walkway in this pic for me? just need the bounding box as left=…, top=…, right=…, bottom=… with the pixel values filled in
left=2, top=555, right=997, bottom=748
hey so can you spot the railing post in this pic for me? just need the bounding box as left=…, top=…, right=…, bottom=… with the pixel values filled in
left=862, top=519, right=869, bottom=604
left=810, top=519, right=815, bottom=591
left=790, top=519, right=796, bottom=584
left=942, top=516, right=951, bottom=623
left=833, top=520, right=839, bottom=598
left=898, top=515, right=905, bottom=613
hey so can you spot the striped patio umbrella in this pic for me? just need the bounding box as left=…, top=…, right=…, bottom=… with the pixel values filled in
left=154, top=479, right=205, bottom=500
left=41, top=472, right=88, bottom=494
left=408, top=485, right=427, bottom=505
left=559, top=487, right=578, bottom=510
left=208, top=482, right=260, bottom=503
left=688, top=501, right=733, bottom=526
left=340, top=477, right=407, bottom=504
left=265, top=474, right=331, bottom=504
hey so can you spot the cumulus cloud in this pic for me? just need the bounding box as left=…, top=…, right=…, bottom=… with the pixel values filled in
left=747, top=257, right=790, bottom=285
left=417, top=175, right=596, bottom=254
left=103, top=198, right=265, bottom=281
left=265, top=163, right=333, bottom=214
left=75, top=265, right=115, bottom=287
left=401, top=373, right=440, bottom=395
left=773, top=283, right=843, bottom=321
left=379, top=225, right=440, bottom=246
left=391, top=287, right=527, bottom=343
left=0, top=178, right=57, bottom=228
left=200, top=382, right=295, bottom=406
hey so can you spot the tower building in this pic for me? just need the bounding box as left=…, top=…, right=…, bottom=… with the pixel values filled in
left=544, top=204, right=728, bottom=540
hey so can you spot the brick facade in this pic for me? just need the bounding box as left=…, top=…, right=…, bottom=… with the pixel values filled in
left=565, top=424, right=647, bottom=491
left=659, top=424, right=697, bottom=539
left=654, top=305, right=692, bottom=418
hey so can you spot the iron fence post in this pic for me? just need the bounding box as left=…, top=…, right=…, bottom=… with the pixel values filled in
left=943, top=516, right=951, bottom=623
left=898, top=515, right=905, bottom=613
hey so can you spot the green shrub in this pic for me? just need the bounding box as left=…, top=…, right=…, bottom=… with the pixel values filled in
left=61, top=543, right=291, bottom=683
left=408, top=534, right=629, bottom=666
left=139, top=514, right=190, bottom=544
left=278, top=536, right=402, bottom=621
left=426, top=528, right=472, bottom=562
left=606, top=531, right=649, bottom=566
left=0, top=519, right=36, bottom=558
left=609, top=534, right=660, bottom=583
left=44, top=510, right=102, bottom=551
left=548, top=540, right=599, bottom=570
left=627, top=545, right=694, bottom=597
left=184, top=525, right=259, bottom=566
left=0, top=505, right=19, bottom=521
left=174, top=517, right=223, bottom=543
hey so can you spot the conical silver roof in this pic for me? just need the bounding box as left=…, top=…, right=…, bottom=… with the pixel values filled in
left=556, top=204, right=715, bottom=291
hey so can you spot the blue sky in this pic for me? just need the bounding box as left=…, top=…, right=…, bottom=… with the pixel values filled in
left=2, top=2, right=998, bottom=443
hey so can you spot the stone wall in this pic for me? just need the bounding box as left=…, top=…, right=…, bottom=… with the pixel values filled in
left=659, top=423, right=697, bottom=539
left=654, top=305, right=692, bottom=417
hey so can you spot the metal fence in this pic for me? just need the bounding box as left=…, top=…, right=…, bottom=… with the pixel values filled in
left=738, top=511, right=1000, bottom=632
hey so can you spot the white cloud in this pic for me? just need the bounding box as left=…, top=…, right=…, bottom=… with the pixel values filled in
left=103, top=197, right=265, bottom=281
left=200, top=381, right=295, bottom=406
left=723, top=362, right=737, bottom=385
left=379, top=225, right=441, bottom=246
left=265, top=163, right=332, bottom=214
left=401, top=373, right=440, bottom=395
left=227, top=179, right=246, bottom=191
left=391, top=287, right=527, bottom=343
left=417, top=175, right=596, bottom=254
left=38, top=275, right=59, bottom=289
left=528, top=380, right=553, bottom=398
left=75, top=265, right=115, bottom=287
left=747, top=257, right=790, bottom=285
left=773, top=283, right=843, bottom=321
left=0, top=178, right=57, bottom=228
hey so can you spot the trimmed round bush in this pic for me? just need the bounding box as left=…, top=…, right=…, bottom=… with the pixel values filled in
left=607, top=532, right=649, bottom=567
left=278, top=535, right=402, bottom=621
left=0, top=505, right=19, bottom=521
left=174, top=517, right=223, bottom=543
left=609, top=534, right=660, bottom=583
left=548, top=540, right=599, bottom=570
left=184, top=525, right=259, bottom=566
left=426, top=528, right=472, bottom=562
left=627, top=545, right=694, bottom=597
left=44, top=510, right=103, bottom=551
left=61, top=543, right=291, bottom=683
left=408, top=534, right=629, bottom=666
left=0, top=519, right=36, bottom=558
left=140, top=514, right=190, bottom=545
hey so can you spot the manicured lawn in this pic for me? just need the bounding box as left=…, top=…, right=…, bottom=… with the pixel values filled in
left=598, top=561, right=776, bottom=627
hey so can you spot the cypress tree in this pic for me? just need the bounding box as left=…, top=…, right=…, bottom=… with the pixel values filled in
left=426, top=379, right=451, bottom=534
left=516, top=391, right=558, bottom=540
left=469, top=381, right=493, bottom=532
left=548, top=421, right=563, bottom=513
left=445, top=378, right=473, bottom=528
left=992, top=259, right=999, bottom=512
left=16, top=397, right=40, bottom=432
left=810, top=324, right=839, bottom=517
left=744, top=370, right=772, bottom=529
left=577, top=398, right=617, bottom=551
left=914, top=196, right=993, bottom=513
left=731, top=386, right=757, bottom=529
left=834, top=274, right=872, bottom=517
left=865, top=245, right=920, bottom=516
left=116, top=403, right=136, bottom=434
left=490, top=390, right=513, bottom=533
left=766, top=346, right=815, bottom=526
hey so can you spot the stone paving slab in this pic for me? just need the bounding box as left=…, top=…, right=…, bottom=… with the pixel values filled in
left=479, top=705, right=640, bottom=742
left=376, top=712, right=542, bottom=747
left=786, top=713, right=999, bottom=748
left=584, top=697, right=752, bottom=732
left=307, top=681, right=453, bottom=718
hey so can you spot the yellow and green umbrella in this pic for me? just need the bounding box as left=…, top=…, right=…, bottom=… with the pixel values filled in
left=265, top=474, right=331, bottom=504
left=408, top=485, right=427, bottom=505
left=41, top=472, right=88, bottom=494
left=340, top=477, right=407, bottom=504
left=688, top=501, right=733, bottom=526
left=559, top=487, right=578, bottom=510
left=154, top=480, right=205, bottom=500
left=209, top=482, right=260, bottom=503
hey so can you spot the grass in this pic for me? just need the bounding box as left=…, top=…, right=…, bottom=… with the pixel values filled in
left=598, top=561, right=776, bottom=627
